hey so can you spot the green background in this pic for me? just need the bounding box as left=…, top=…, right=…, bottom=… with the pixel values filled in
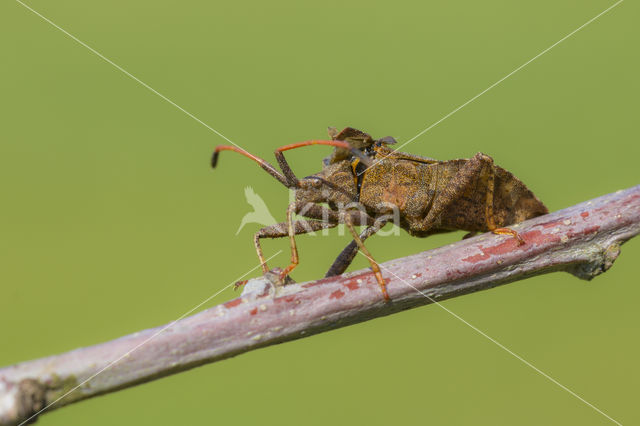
left=1, top=0, right=638, bottom=424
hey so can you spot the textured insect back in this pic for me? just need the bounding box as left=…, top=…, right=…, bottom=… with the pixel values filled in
left=493, top=166, right=548, bottom=225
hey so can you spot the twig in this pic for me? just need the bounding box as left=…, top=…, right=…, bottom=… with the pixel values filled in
left=1, top=186, right=639, bottom=426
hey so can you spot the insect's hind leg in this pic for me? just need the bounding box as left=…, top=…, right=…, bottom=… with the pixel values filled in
left=482, top=156, right=525, bottom=245
left=420, top=153, right=524, bottom=245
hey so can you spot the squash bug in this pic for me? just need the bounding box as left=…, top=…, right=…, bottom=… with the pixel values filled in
left=211, top=127, right=548, bottom=301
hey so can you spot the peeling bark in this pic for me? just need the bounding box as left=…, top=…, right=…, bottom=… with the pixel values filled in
left=1, top=185, right=639, bottom=426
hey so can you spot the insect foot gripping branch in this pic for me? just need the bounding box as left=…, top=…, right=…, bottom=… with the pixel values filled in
left=212, top=127, right=548, bottom=301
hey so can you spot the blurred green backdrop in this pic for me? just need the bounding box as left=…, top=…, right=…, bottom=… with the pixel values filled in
left=1, top=0, right=638, bottom=424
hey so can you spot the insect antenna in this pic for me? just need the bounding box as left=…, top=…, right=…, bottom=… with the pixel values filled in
left=212, top=145, right=296, bottom=188
left=275, top=140, right=373, bottom=167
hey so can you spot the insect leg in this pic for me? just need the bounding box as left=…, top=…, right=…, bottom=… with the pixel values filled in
left=419, top=152, right=524, bottom=247
left=293, top=202, right=378, bottom=276
left=252, top=206, right=338, bottom=277
left=325, top=218, right=388, bottom=278
left=343, top=214, right=390, bottom=301
left=280, top=202, right=300, bottom=280
left=482, top=157, right=526, bottom=245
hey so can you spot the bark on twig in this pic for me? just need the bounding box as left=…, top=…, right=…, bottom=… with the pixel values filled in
left=2, top=186, right=639, bottom=425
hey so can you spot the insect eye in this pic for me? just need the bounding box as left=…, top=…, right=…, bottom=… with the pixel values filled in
left=304, top=178, right=322, bottom=188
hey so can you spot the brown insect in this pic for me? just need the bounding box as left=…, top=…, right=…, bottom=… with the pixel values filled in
left=212, top=127, right=548, bottom=301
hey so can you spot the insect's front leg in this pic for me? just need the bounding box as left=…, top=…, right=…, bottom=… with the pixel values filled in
left=252, top=203, right=338, bottom=279
left=279, top=202, right=301, bottom=280
left=294, top=202, right=388, bottom=292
